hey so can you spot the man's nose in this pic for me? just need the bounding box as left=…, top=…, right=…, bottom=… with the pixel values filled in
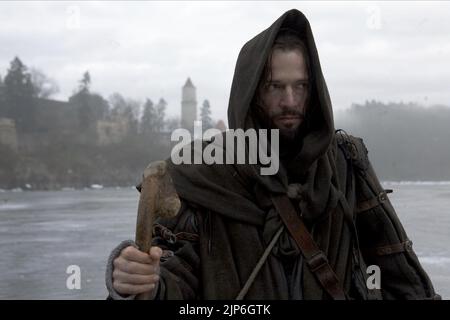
left=281, top=86, right=298, bottom=107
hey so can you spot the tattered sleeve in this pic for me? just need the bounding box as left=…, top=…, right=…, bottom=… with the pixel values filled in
left=352, top=137, right=440, bottom=300
left=151, top=201, right=201, bottom=300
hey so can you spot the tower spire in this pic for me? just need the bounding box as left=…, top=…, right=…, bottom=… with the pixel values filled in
left=181, top=77, right=197, bottom=131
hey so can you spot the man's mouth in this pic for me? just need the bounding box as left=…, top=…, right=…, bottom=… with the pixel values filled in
left=276, top=116, right=302, bottom=127
left=277, top=115, right=300, bottom=120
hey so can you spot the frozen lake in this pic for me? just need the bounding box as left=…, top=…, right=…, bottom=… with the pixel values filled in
left=0, top=182, right=449, bottom=299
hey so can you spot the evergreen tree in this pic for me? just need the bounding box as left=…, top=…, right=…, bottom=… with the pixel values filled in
left=69, top=71, right=108, bottom=136
left=140, top=99, right=156, bottom=135
left=155, top=98, right=167, bottom=133
left=78, top=71, right=91, bottom=94
left=3, top=57, right=36, bottom=131
left=200, top=99, right=213, bottom=130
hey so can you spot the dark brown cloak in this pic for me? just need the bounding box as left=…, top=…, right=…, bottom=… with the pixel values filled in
left=151, top=9, right=438, bottom=300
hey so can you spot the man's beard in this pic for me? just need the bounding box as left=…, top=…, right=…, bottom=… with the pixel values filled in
left=268, top=107, right=306, bottom=142
left=251, top=103, right=307, bottom=160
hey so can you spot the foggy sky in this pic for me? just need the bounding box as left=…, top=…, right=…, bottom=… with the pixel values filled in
left=1, top=1, right=449, bottom=122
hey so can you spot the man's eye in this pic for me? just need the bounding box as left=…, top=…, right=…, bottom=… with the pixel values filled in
left=268, top=83, right=282, bottom=90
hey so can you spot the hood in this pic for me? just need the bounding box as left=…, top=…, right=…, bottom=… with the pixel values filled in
left=228, top=9, right=335, bottom=177
left=167, top=9, right=337, bottom=225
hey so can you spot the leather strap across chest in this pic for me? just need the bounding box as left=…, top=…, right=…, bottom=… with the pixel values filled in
left=271, top=194, right=347, bottom=300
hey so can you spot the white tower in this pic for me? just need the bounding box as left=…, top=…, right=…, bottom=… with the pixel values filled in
left=181, top=77, right=197, bottom=131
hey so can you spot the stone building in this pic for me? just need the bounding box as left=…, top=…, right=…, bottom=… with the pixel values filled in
left=96, top=118, right=129, bottom=146
left=0, top=117, right=18, bottom=151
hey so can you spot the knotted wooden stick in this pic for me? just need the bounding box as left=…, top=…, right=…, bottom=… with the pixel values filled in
left=135, top=160, right=181, bottom=299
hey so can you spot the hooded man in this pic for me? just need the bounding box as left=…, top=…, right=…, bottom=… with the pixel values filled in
left=106, top=9, right=439, bottom=300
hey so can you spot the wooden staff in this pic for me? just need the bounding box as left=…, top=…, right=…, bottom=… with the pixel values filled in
left=134, top=160, right=180, bottom=300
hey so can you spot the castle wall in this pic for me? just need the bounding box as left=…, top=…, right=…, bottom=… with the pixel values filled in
left=0, top=117, right=18, bottom=151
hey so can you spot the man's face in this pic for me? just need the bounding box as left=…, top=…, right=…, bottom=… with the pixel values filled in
left=259, top=48, right=309, bottom=140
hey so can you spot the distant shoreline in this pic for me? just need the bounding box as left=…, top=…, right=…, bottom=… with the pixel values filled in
left=383, top=181, right=450, bottom=186
left=1, top=181, right=450, bottom=192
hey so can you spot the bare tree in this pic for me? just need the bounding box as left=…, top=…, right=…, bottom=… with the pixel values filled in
left=29, top=68, right=60, bottom=99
